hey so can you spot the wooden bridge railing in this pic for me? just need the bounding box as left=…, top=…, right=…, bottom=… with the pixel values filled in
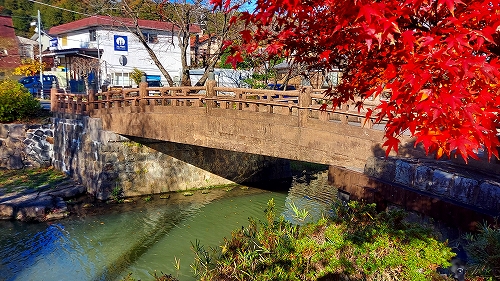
left=50, top=80, right=385, bottom=130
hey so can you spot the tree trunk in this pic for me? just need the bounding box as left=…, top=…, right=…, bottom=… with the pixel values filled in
left=179, top=25, right=192, bottom=86
left=133, top=24, right=175, bottom=86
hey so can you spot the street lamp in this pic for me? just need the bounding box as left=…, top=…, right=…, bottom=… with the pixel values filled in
left=30, top=10, right=43, bottom=99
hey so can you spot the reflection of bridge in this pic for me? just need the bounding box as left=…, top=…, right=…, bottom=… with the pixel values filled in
left=51, top=81, right=414, bottom=170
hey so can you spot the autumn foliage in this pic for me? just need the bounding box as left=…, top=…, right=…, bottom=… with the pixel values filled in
left=214, top=0, right=500, bottom=162
left=13, top=59, right=46, bottom=77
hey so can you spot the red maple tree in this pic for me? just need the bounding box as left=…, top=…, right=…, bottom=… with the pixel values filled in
left=213, top=0, right=500, bottom=162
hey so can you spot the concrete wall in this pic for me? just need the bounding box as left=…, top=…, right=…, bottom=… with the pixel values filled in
left=51, top=115, right=291, bottom=200
left=326, top=157, right=500, bottom=230
left=363, top=157, right=500, bottom=215
left=0, top=123, right=53, bottom=169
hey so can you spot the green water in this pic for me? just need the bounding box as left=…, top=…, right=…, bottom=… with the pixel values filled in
left=0, top=171, right=335, bottom=281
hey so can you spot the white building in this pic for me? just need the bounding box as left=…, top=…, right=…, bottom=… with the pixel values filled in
left=47, top=16, right=201, bottom=90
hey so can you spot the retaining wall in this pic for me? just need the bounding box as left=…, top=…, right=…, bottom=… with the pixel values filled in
left=363, top=157, right=500, bottom=216
left=0, top=123, right=53, bottom=169
left=1, top=118, right=291, bottom=200
left=328, top=157, right=500, bottom=230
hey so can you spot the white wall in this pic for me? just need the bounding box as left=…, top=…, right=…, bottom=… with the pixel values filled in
left=55, top=27, right=189, bottom=87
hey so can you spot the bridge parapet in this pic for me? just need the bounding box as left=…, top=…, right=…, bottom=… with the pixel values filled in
left=51, top=82, right=384, bottom=129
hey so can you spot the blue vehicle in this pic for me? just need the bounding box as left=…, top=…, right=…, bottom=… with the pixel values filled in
left=19, top=75, right=59, bottom=96
left=267, top=83, right=296, bottom=91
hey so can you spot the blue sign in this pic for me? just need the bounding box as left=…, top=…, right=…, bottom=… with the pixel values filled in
left=49, top=38, right=58, bottom=48
left=114, top=35, right=128, bottom=51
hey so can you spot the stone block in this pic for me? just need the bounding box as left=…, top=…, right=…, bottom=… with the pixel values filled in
left=414, top=165, right=434, bottom=191
left=16, top=205, right=47, bottom=221
left=34, top=129, right=45, bottom=137
left=364, top=156, right=396, bottom=182
left=49, top=185, right=86, bottom=198
left=0, top=124, right=9, bottom=138
left=476, top=181, right=500, bottom=213
left=450, top=176, right=479, bottom=204
left=31, top=146, right=42, bottom=156
left=9, top=124, right=26, bottom=139
left=8, top=154, right=24, bottom=169
left=0, top=204, right=14, bottom=218
left=431, top=170, right=454, bottom=195
left=27, top=124, right=41, bottom=130
left=5, top=137, right=21, bottom=148
left=394, top=160, right=415, bottom=186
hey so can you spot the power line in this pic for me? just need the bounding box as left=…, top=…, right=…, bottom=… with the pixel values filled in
left=27, top=0, right=92, bottom=17
left=5, top=15, right=36, bottom=20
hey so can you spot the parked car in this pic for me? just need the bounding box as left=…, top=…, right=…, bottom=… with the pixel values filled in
left=147, top=79, right=163, bottom=95
left=19, top=75, right=59, bottom=97
left=147, top=80, right=162, bottom=87
left=267, top=83, right=296, bottom=91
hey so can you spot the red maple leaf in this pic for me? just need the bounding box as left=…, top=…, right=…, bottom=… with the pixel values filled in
left=217, top=0, right=500, bottom=162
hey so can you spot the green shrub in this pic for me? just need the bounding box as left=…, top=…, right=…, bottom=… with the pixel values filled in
left=191, top=199, right=455, bottom=281
left=130, top=68, right=143, bottom=86
left=0, top=79, right=41, bottom=122
left=465, top=223, right=500, bottom=279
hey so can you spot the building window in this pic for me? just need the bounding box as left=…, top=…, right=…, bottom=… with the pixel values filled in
left=19, top=45, right=32, bottom=59
left=142, top=32, right=158, bottom=44
left=114, top=73, right=130, bottom=86
left=89, top=30, right=97, bottom=42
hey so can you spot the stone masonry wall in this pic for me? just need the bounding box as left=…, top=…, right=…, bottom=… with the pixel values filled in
left=364, top=156, right=500, bottom=216
left=52, top=115, right=291, bottom=200
left=0, top=123, right=53, bottom=169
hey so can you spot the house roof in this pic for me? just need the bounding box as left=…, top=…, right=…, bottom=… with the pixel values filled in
left=17, top=36, right=38, bottom=45
left=43, top=47, right=102, bottom=58
left=48, top=15, right=201, bottom=35
left=0, top=15, right=21, bottom=68
left=191, top=34, right=206, bottom=46
left=0, top=16, right=17, bottom=39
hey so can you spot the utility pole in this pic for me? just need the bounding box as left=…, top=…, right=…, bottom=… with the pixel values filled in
left=37, top=10, right=43, bottom=99
left=97, top=35, right=101, bottom=92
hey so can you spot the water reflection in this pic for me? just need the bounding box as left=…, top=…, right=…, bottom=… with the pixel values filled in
left=0, top=170, right=337, bottom=281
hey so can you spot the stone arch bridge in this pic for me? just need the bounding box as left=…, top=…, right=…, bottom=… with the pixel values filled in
left=51, top=81, right=417, bottom=172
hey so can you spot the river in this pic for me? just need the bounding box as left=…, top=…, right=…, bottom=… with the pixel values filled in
left=0, top=169, right=334, bottom=281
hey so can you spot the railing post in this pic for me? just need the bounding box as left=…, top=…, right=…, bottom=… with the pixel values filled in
left=85, top=89, right=94, bottom=115
left=139, top=79, right=148, bottom=111
left=50, top=85, right=58, bottom=112
left=206, top=79, right=216, bottom=113
left=299, top=86, right=312, bottom=127
left=87, top=89, right=95, bottom=115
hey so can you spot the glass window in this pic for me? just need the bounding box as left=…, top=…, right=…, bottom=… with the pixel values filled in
left=89, top=30, right=97, bottom=42
left=142, top=33, right=158, bottom=44
left=20, top=77, right=33, bottom=84
left=114, top=73, right=130, bottom=86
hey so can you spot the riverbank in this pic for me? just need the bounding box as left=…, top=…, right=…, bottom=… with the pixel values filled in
left=0, top=168, right=86, bottom=222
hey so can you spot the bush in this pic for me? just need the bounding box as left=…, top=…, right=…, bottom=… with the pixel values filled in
left=191, top=199, right=455, bottom=281
left=130, top=68, right=143, bottom=86
left=465, top=223, right=500, bottom=279
left=0, top=79, right=41, bottom=122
